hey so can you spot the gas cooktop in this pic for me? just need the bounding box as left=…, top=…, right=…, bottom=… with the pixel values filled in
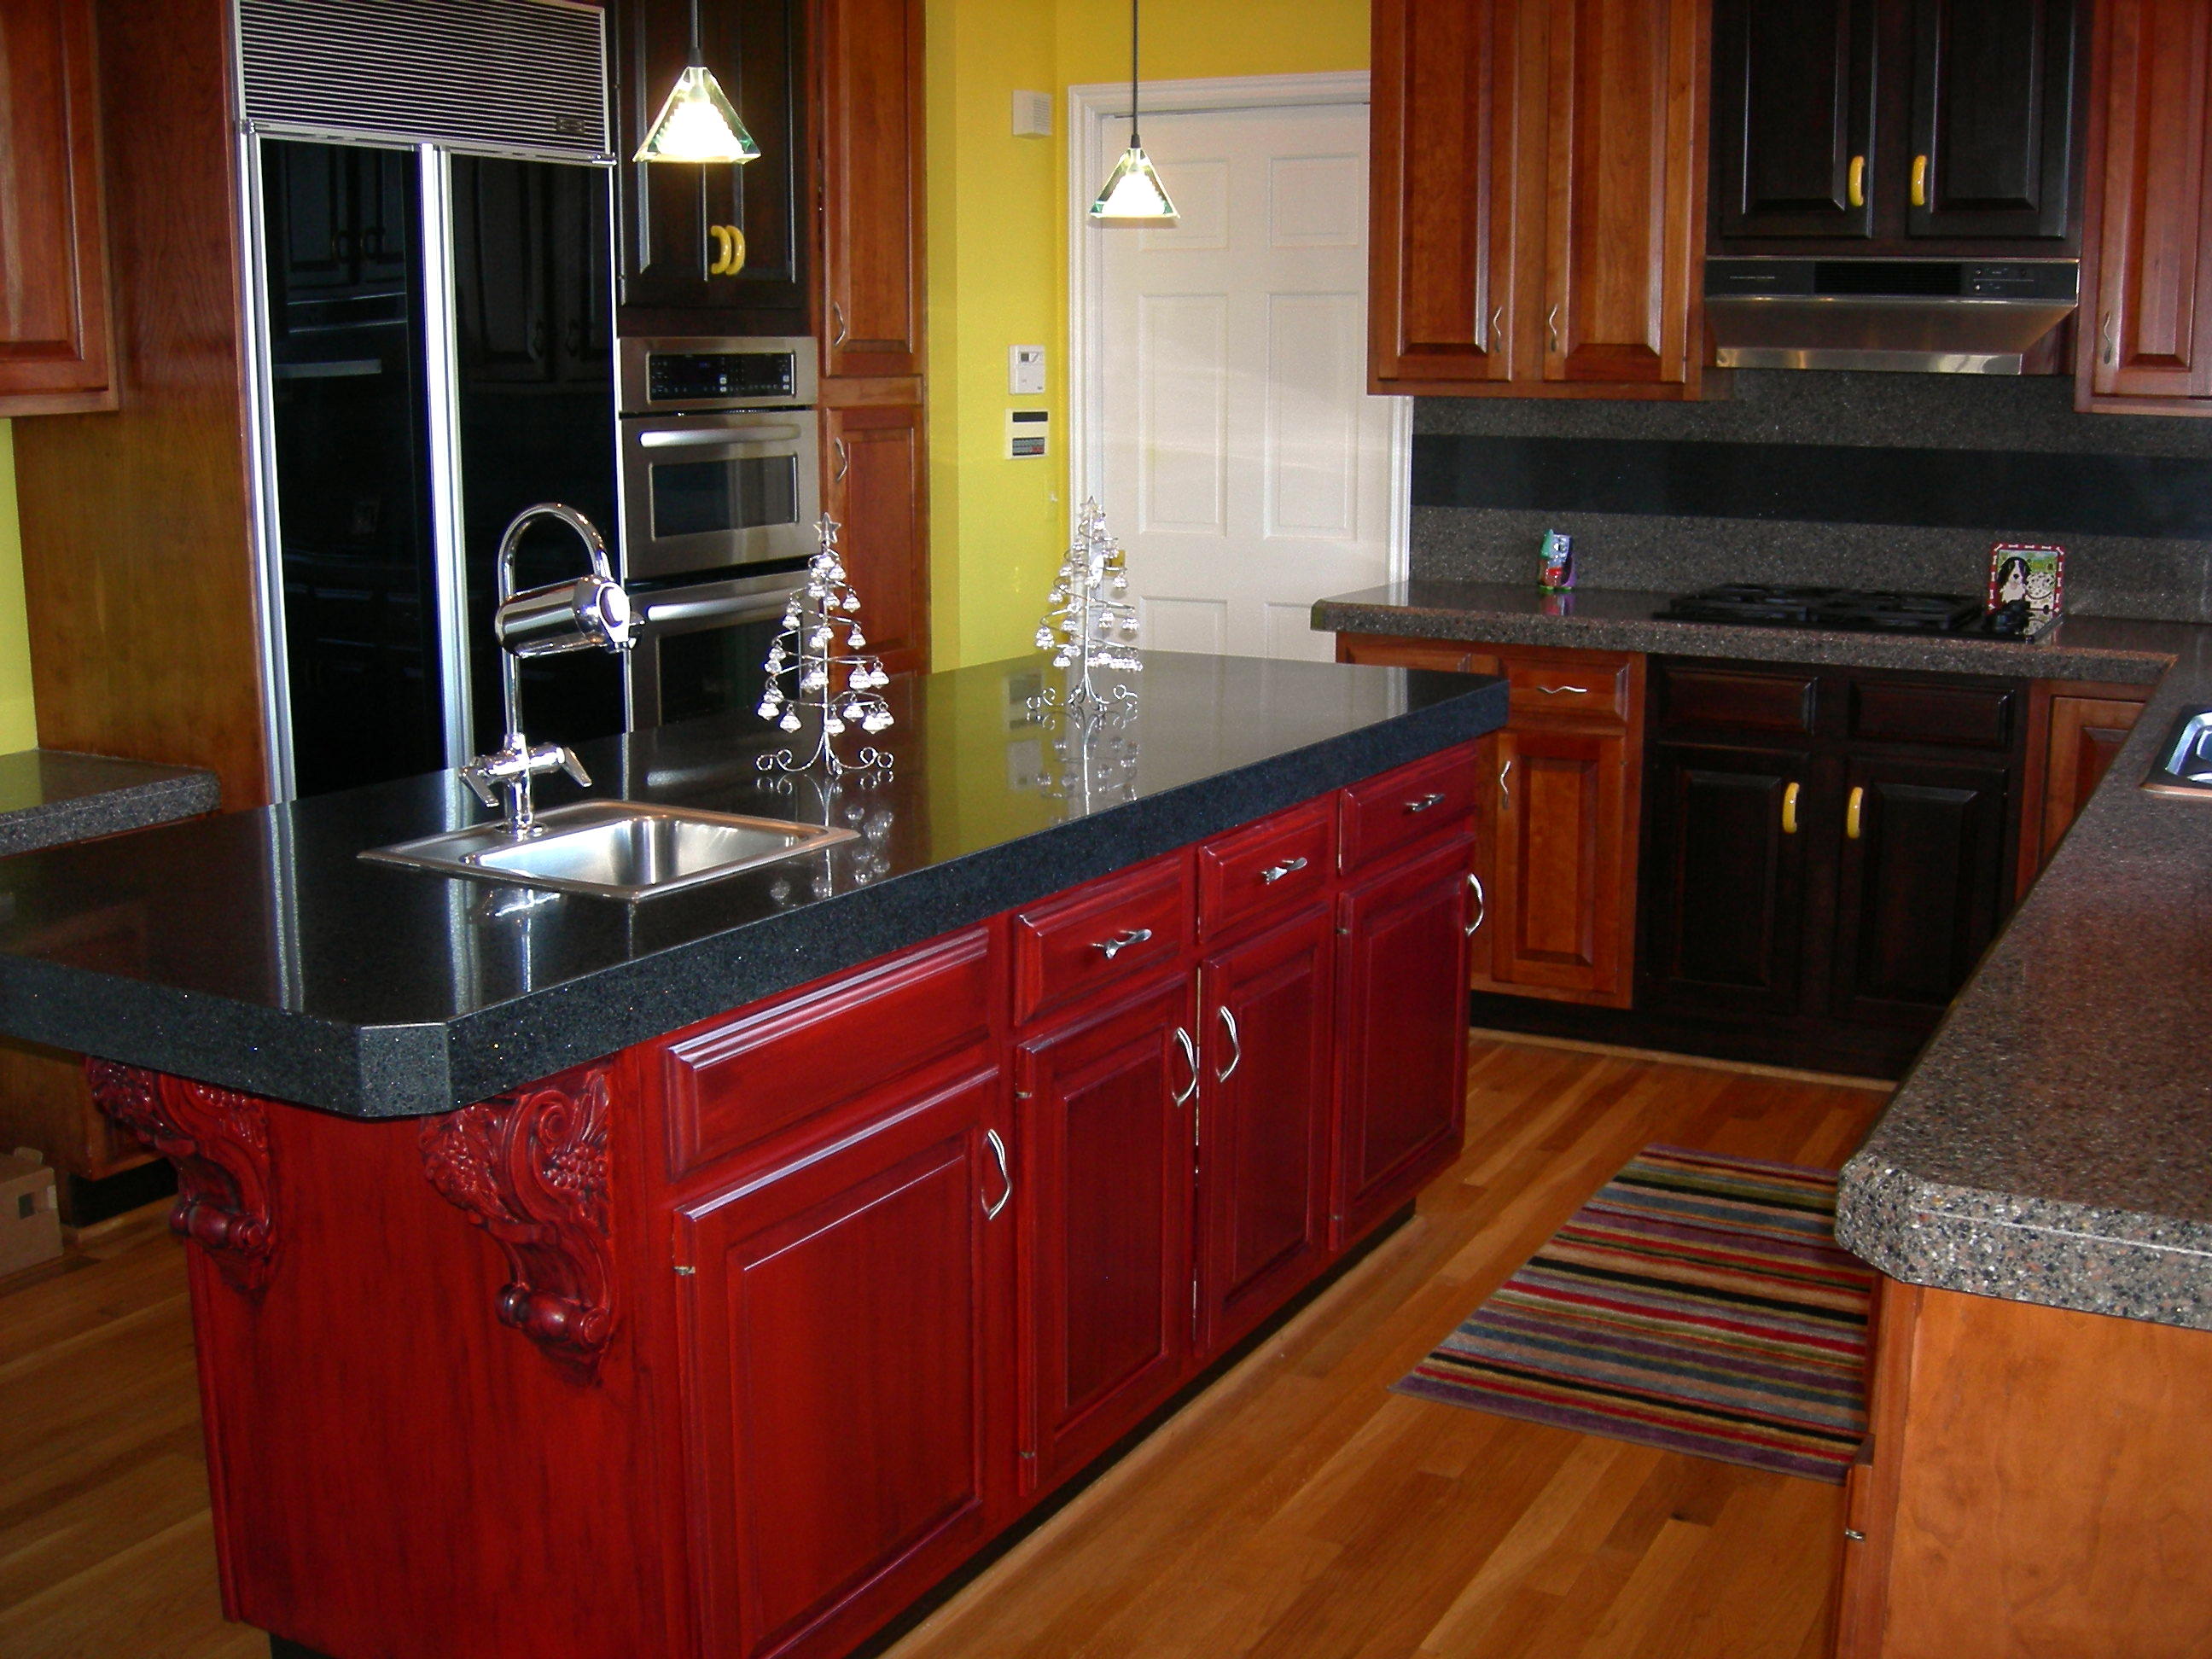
left=1652, top=585, right=2029, bottom=637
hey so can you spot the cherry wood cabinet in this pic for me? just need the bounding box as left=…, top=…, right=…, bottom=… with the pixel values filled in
left=1336, top=633, right=1642, bottom=1009
left=0, top=0, right=114, bottom=413
left=2076, top=0, right=2212, bottom=411
left=1014, top=977, right=1195, bottom=1493
left=2016, top=678, right=2151, bottom=894
left=676, top=1064, right=1012, bottom=1659
left=824, top=402, right=927, bottom=676
left=1713, top=0, right=2083, bottom=253
left=816, top=0, right=923, bottom=381
left=610, top=0, right=809, bottom=332
left=1368, top=0, right=1714, bottom=399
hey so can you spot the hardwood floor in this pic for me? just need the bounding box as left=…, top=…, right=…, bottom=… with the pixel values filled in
left=0, top=1038, right=1888, bottom=1659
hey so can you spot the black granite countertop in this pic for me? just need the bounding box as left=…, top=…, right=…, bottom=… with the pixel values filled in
left=0, top=653, right=1505, bottom=1120
left=0, top=749, right=219, bottom=854
left=1317, top=580, right=2212, bottom=1331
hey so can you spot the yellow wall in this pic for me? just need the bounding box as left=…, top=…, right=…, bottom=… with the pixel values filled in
left=925, top=0, right=1371, bottom=671
left=0, top=426, right=38, bottom=753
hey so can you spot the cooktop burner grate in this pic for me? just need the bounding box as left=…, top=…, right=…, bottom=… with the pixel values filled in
left=1653, top=585, right=1994, bottom=635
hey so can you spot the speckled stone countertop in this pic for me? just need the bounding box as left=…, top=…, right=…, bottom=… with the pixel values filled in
left=0, top=749, right=219, bottom=854
left=0, top=653, right=1505, bottom=1120
left=1318, top=580, right=2212, bottom=1331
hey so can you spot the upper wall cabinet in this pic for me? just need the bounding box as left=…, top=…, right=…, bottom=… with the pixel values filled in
left=2077, top=0, right=2212, bottom=412
left=1712, top=0, right=2083, bottom=253
left=611, top=0, right=807, bottom=333
left=0, top=0, right=114, bottom=413
left=818, top=0, right=923, bottom=381
left=1371, top=0, right=1713, bottom=400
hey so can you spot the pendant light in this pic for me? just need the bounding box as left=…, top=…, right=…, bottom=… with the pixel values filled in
left=634, top=0, right=760, bottom=165
left=1090, top=0, right=1177, bottom=223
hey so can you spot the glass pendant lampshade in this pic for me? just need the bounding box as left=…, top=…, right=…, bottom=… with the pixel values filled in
left=1090, top=0, right=1177, bottom=224
left=634, top=0, right=760, bottom=165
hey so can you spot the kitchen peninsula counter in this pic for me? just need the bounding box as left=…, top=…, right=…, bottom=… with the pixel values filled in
left=0, top=651, right=1505, bottom=1118
left=1318, top=579, right=2212, bottom=1334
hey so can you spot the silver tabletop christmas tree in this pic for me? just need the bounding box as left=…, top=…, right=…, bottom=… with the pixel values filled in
left=756, top=516, right=894, bottom=777
left=1033, top=497, right=1141, bottom=717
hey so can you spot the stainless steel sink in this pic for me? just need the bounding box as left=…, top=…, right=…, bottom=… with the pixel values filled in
left=2142, top=707, right=2212, bottom=798
left=361, top=801, right=859, bottom=899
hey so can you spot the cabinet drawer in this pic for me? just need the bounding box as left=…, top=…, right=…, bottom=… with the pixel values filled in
left=1013, top=856, right=1190, bottom=1026
left=1197, top=800, right=1334, bottom=941
left=659, top=928, right=995, bottom=1179
left=1339, top=747, right=1478, bottom=874
left=1851, top=679, right=2016, bottom=750
left=1504, top=653, right=1633, bottom=725
left=1660, top=665, right=1818, bottom=735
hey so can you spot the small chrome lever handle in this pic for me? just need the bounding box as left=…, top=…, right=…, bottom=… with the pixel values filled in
left=1536, top=684, right=1589, bottom=696
left=1214, top=1005, right=1241, bottom=1081
left=1406, top=792, right=1447, bottom=813
left=1259, top=856, right=1308, bottom=884
left=554, top=747, right=591, bottom=788
left=1172, top=1027, right=1199, bottom=1106
left=1095, top=927, right=1154, bottom=960
left=460, top=767, right=501, bottom=808
left=1466, top=873, right=1487, bottom=937
left=982, top=1128, right=1011, bottom=1220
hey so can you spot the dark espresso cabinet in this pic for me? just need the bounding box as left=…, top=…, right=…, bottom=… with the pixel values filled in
left=1712, top=0, right=2083, bottom=251
left=1640, top=661, right=2023, bottom=1068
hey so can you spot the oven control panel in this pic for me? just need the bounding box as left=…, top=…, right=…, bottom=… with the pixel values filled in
left=619, top=335, right=818, bottom=413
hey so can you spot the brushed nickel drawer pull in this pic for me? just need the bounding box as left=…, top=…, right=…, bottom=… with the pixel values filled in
left=1094, top=927, right=1153, bottom=959
left=1214, top=1005, right=1241, bottom=1081
left=1499, top=758, right=1513, bottom=812
left=982, top=1128, right=1012, bottom=1220
left=1466, top=872, right=1487, bottom=937
left=1536, top=684, right=1590, bottom=696
left=1172, top=1026, right=1200, bottom=1106
left=1546, top=304, right=1562, bottom=354
left=1406, top=792, right=1447, bottom=813
left=1260, top=856, right=1309, bottom=883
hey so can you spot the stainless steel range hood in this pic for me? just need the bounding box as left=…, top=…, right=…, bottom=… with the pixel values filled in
left=1706, top=259, right=2079, bottom=375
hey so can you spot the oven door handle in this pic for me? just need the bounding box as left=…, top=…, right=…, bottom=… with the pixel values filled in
left=637, top=423, right=808, bottom=449
left=637, top=585, right=800, bottom=631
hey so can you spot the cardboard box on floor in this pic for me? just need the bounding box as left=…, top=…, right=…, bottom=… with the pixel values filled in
left=0, top=1148, right=62, bottom=1275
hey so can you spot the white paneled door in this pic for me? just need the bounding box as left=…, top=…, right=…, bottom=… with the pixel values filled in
left=1097, top=102, right=1401, bottom=662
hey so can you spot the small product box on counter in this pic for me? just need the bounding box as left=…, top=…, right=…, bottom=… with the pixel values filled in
left=1988, top=542, right=2064, bottom=633
left=0, top=1148, right=61, bottom=1276
left=1539, top=529, right=1575, bottom=591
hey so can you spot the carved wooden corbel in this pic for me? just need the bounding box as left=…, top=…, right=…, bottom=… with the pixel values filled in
left=420, top=1065, right=614, bottom=1376
left=85, top=1060, right=278, bottom=1291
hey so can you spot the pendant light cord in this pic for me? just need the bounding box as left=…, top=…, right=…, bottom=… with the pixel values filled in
left=1128, top=0, right=1141, bottom=148
left=689, top=0, right=702, bottom=66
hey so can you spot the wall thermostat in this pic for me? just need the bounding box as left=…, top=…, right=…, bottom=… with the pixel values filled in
left=1006, top=409, right=1050, bottom=459
left=1009, top=344, right=1045, bottom=395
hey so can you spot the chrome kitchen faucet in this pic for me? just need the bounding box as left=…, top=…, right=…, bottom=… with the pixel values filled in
left=460, top=504, right=636, bottom=836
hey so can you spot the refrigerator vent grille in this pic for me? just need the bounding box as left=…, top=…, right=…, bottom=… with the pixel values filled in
left=238, top=0, right=610, bottom=160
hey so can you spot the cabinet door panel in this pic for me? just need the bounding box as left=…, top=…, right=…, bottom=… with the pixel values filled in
left=1906, top=0, right=2078, bottom=242
left=819, top=0, right=923, bottom=376
left=1831, top=756, right=2011, bottom=1025
left=613, top=0, right=806, bottom=319
left=1369, top=0, right=1522, bottom=387
left=1640, top=742, right=1815, bottom=1022
left=1491, top=726, right=1627, bottom=996
left=1544, top=0, right=1705, bottom=386
left=1016, top=981, right=1194, bottom=1492
left=1713, top=0, right=1877, bottom=239
left=1335, top=837, right=1470, bottom=1245
left=678, top=1067, right=1010, bottom=1659
left=2080, top=0, right=2212, bottom=402
left=2036, top=694, right=2145, bottom=865
left=1199, top=909, right=1333, bottom=1353
left=824, top=403, right=927, bottom=674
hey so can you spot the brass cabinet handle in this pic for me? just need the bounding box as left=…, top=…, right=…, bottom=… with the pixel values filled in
left=1466, top=872, right=1487, bottom=937
left=1214, top=1004, right=1241, bottom=1082
left=1259, top=855, right=1308, bottom=884
left=982, top=1128, right=1011, bottom=1220
left=1848, top=154, right=1866, bottom=209
left=831, top=300, right=849, bottom=346
left=1847, top=785, right=1865, bottom=841
left=1546, top=304, right=1562, bottom=354
left=707, top=224, right=746, bottom=275
left=1172, top=1026, right=1200, bottom=1106
left=1782, top=780, right=1800, bottom=836
left=1911, top=154, right=1929, bottom=207
left=1094, top=926, right=1153, bottom=960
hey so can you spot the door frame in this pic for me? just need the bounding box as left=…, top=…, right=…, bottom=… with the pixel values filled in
left=1066, top=72, right=1412, bottom=589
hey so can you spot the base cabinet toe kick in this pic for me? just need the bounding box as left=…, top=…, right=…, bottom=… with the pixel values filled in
left=87, top=744, right=1483, bottom=1659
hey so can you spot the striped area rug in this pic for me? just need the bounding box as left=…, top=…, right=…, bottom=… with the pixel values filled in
left=1393, top=1144, right=1873, bottom=1482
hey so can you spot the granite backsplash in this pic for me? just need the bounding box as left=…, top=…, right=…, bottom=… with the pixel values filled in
left=1410, top=370, right=2212, bottom=621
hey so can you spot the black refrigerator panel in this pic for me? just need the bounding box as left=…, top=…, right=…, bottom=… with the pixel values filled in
left=451, top=154, right=624, bottom=760
left=264, top=139, right=446, bottom=799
